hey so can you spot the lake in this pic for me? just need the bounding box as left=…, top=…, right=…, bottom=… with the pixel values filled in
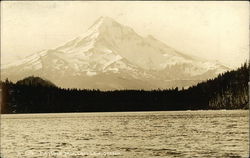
left=0, top=110, right=249, bottom=158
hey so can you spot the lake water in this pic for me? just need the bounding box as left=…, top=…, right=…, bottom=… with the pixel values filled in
left=0, top=110, right=249, bottom=158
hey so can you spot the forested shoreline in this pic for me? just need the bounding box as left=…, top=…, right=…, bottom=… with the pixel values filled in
left=1, top=63, right=249, bottom=114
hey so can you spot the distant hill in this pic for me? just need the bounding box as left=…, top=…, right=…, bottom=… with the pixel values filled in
left=16, top=76, right=56, bottom=88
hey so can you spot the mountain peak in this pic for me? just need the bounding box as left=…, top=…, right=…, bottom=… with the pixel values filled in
left=88, top=16, right=121, bottom=31
left=1, top=17, right=230, bottom=90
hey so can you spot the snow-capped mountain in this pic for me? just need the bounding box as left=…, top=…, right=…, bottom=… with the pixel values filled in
left=1, top=16, right=229, bottom=90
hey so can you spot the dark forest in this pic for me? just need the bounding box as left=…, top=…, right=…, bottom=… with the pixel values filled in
left=1, top=62, right=249, bottom=114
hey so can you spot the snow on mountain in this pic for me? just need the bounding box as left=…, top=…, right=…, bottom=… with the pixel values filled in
left=1, top=16, right=230, bottom=90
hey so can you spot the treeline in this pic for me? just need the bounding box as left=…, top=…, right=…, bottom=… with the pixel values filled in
left=1, top=63, right=249, bottom=113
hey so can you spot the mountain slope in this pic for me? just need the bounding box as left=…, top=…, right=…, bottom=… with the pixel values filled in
left=1, top=17, right=229, bottom=90
left=1, top=62, right=247, bottom=114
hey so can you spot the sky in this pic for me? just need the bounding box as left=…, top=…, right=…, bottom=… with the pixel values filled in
left=1, top=1, right=249, bottom=68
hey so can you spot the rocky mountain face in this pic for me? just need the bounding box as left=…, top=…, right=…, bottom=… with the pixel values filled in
left=1, top=17, right=229, bottom=90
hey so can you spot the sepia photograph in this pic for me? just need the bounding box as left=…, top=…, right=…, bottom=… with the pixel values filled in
left=0, top=1, right=249, bottom=158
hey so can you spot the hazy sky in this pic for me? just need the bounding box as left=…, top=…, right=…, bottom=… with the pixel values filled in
left=1, top=1, right=249, bottom=68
